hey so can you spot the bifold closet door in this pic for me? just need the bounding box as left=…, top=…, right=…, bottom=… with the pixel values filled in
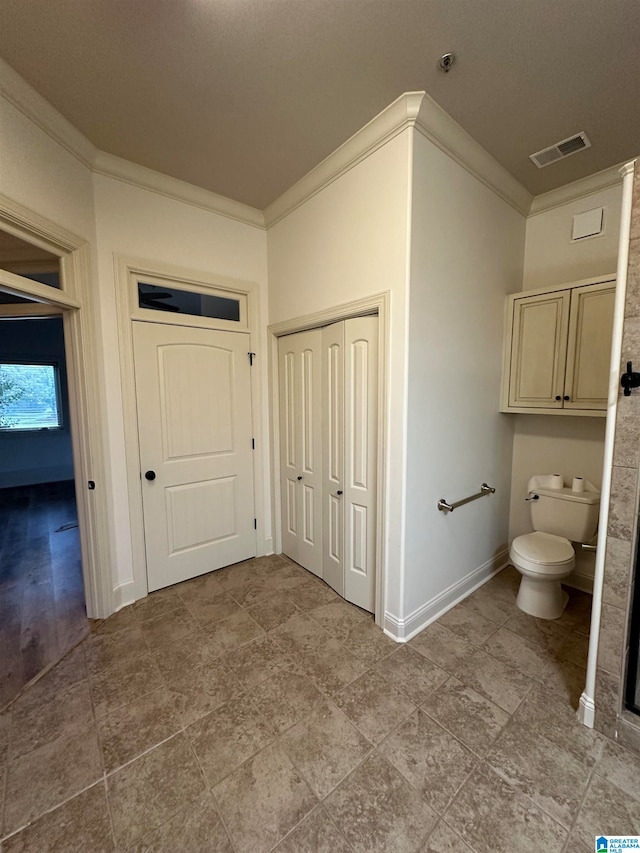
left=278, top=329, right=323, bottom=576
left=322, top=316, right=378, bottom=612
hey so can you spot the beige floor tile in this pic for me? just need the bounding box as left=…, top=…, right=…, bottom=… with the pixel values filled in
left=374, top=646, right=449, bottom=705
left=594, top=739, right=640, bottom=803
left=274, top=806, right=352, bottom=853
left=409, top=622, right=475, bottom=672
left=573, top=773, right=640, bottom=845
left=325, top=752, right=437, bottom=853
left=543, top=656, right=588, bottom=708
left=89, top=652, right=164, bottom=719
left=1, top=783, right=114, bottom=853
left=502, top=609, right=569, bottom=652
left=174, top=570, right=225, bottom=603
left=307, top=600, right=370, bottom=639
left=438, top=603, right=499, bottom=647
left=0, top=707, right=10, bottom=767
left=246, top=592, right=300, bottom=631
left=280, top=697, right=372, bottom=798
left=422, top=677, right=509, bottom=757
left=513, top=682, right=603, bottom=768
left=181, top=590, right=242, bottom=628
left=10, top=679, right=94, bottom=760
left=91, top=604, right=138, bottom=636
left=338, top=619, right=398, bottom=665
left=187, top=696, right=273, bottom=787
left=96, top=685, right=181, bottom=773
left=272, top=612, right=330, bottom=655
left=205, top=610, right=265, bottom=655
left=379, top=709, right=478, bottom=813
left=247, top=669, right=322, bottom=736
left=84, top=626, right=148, bottom=675
left=149, top=633, right=219, bottom=681
left=453, top=648, right=532, bottom=713
left=226, top=635, right=292, bottom=691
left=3, top=722, right=103, bottom=836
left=421, top=820, right=474, bottom=852
left=214, top=742, right=317, bottom=853
left=132, top=587, right=183, bottom=623
left=482, top=626, right=554, bottom=681
left=334, top=671, right=416, bottom=745
left=128, top=790, right=233, bottom=853
left=162, top=656, right=240, bottom=728
left=445, top=764, right=566, bottom=852
left=296, top=637, right=369, bottom=696
left=285, top=580, right=340, bottom=611
left=486, top=717, right=589, bottom=827
left=460, top=586, right=518, bottom=626
left=554, top=630, right=590, bottom=667
left=107, top=733, right=205, bottom=849
left=139, top=606, right=201, bottom=650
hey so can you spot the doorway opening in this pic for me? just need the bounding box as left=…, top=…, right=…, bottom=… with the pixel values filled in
left=0, top=309, right=88, bottom=707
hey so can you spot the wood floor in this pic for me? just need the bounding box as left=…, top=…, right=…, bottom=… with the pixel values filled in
left=0, top=480, right=88, bottom=709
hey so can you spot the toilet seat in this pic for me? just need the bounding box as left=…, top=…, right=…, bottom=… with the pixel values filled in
left=510, top=531, right=575, bottom=576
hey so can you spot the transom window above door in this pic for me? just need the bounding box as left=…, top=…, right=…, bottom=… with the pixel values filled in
left=131, top=273, right=248, bottom=333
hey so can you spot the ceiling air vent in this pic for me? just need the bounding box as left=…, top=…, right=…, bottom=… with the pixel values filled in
left=530, top=132, right=591, bottom=169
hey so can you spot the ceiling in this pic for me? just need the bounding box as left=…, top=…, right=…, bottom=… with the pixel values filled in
left=1, top=0, right=639, bottom=210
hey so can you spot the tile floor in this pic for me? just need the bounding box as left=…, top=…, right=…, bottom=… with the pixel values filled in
left=1, top=556, right=639, bottom=851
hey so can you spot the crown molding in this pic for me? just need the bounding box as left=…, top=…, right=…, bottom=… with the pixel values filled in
left=0, top=58, right=96, bottom=168
left=528, top=162, right=625, bottom=216
left=93, top=152, right=265, bottom=229
left=265, top=91, right=533, bottom=226
left=264, top=92, right=425, bottom=227
left=414, top=94, right=533, bottom=216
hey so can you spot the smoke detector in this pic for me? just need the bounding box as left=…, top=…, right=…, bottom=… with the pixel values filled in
left=530, top=132, right=591, bottom=168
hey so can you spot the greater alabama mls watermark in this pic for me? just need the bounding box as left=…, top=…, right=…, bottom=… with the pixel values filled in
left=596, top=837, right=640, bottom=851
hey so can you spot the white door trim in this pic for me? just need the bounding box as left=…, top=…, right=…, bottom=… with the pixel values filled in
left=0, top=193, right=112, bottom=618
left=114, top=255, right=267, bottom=603
left=268, top=292, right=390, bottom=628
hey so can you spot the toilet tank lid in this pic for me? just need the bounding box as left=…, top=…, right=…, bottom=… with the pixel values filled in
left=532, top=486, right=600, bottom=505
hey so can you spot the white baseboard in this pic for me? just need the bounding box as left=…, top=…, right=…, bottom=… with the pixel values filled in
left=578, top=691, right=596, bottom=728
left=112, top=579, right=136, bottom=613
left=259, top=537, right=274, bottom=557
left=383, top=549, right=510, bottom=642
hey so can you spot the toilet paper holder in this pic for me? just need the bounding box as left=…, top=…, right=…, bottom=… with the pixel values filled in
left=621, top=361, right=640, bottom=396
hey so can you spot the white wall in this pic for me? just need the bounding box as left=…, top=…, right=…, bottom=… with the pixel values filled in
left=267, top=130, right=412, bottom=620
left=523, top=184, right=622, bottom=291
left=403, top=132, right=526, bottom=631
left=93, top=175, right=269, bottom=598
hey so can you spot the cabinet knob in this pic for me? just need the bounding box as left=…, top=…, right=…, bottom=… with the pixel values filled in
left=555, top=395, right=561, bottom=401
left=563, top=395, right=570, bottom=401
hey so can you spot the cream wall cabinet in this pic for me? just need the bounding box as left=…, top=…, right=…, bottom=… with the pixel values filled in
left=501, top=276, right=616, bottom=416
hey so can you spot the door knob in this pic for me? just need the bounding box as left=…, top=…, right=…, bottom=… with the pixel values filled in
left=145, top=470, right=156, bottom=481
left=336, top=490, right=343, bottom=496
left=297, top=475, right=302, bottom=481
left=555, top=395, right=561, bottom=401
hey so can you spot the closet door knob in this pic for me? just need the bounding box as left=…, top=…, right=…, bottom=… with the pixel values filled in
left=555, top=395, right=561, bottom=401
left=145, top=470, right=156, bottom=481
left=297, top=476, right=302, bottom=481
left=336, top=490, right=343, bottom=496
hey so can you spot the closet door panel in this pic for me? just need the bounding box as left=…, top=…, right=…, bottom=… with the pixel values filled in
left=344, top=316, right=378, bottom=612
left=322, top=322, right=344, bottom=596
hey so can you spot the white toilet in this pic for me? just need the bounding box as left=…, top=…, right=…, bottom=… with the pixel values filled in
left=510, top=475, right=600, bottom=620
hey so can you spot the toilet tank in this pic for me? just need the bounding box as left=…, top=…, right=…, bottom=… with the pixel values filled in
left=531, top=486, right=600, bottom=542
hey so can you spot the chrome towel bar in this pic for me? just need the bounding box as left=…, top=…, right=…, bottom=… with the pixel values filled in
left=437, top=483, right=496, bottom=514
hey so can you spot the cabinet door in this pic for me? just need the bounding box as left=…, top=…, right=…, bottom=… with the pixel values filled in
left=278, top=329, right=323, bottom=577
left=509, top=291, right=571, bottom=408
left=564, top=282, right=615, bottom=410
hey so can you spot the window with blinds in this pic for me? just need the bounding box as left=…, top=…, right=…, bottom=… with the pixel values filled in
left=0, top=362, right=62, bottom=431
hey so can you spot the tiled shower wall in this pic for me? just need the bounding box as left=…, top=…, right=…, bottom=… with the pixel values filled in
left=595, top=164, right=640, bottom=747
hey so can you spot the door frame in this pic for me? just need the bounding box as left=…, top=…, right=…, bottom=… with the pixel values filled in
left=0, top=193, right=112, bottom=618
left=114, top=255, right=266, bottom=602
left=268, top=292, right=390, bottom=627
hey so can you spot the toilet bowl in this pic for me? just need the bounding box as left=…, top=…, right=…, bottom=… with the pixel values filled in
left=510, top=531, right=575, bottom=620
left=511, top=474, right=600, bottom=620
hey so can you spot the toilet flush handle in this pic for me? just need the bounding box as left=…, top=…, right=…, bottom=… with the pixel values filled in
left=524, top=494, right=539, bottom=502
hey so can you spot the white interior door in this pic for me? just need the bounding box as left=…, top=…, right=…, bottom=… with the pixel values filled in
left=278, top=329, right=323, bottom=576
left=343, top=316, right=378, bottom=612
left=133, top=321, right=256, bottom=591
left=322, top=321, right=345, bottom=596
